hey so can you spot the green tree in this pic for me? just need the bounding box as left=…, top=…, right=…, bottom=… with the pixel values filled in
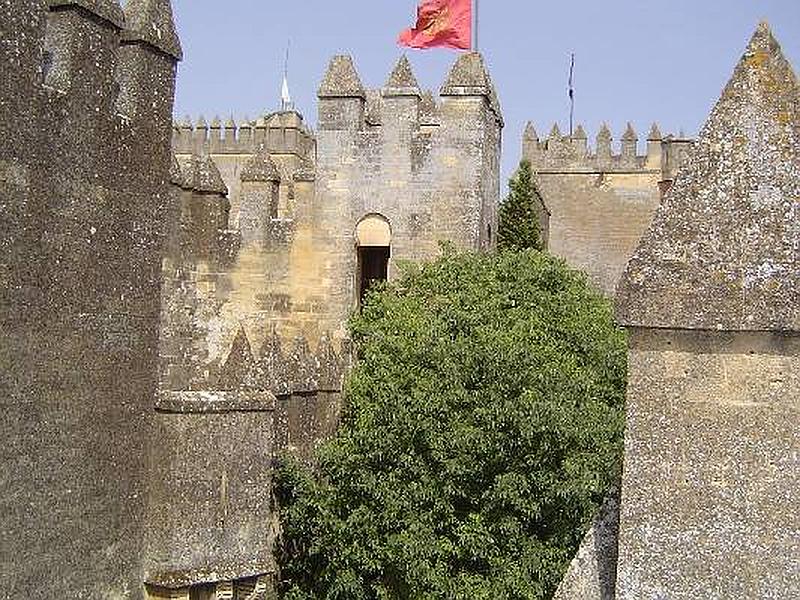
left=498, top=160, right=543, bottom=251
left=277, top=249, right=627, bottom=600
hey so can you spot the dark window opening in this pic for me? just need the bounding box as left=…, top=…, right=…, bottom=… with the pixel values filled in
left=358, top=246, right=390, bottom=305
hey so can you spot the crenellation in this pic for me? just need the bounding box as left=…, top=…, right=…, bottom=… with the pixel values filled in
left=238, top=119, right=253, bottom=147
left=620, top=122, right=638, bottom=165
left=192, top=114, right=207, bottom=149
left=522, top=121, right=696, bottom=294
left=171, top=111, right=315, bottom=157
left=208, top=115, right=222, bottom=152
left=318, top=55, right=366, bottom=130
left=523, top=122, right=694, bottom=175
left=645, top=122, right=662, bottom=169
left=596, top=123, right=613, bottom=165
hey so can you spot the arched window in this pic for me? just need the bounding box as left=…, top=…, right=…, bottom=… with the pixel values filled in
left=355, top=214, right=391, bottom=305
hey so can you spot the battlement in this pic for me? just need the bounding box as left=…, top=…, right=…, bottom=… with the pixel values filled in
left=522, top=121, right=694, bottom=176
left=312, top=52, right=503, bottom=254
left=171, top=110, right=316, bottom=158
left=21, top=0, right=183, bottom=126
left=317, top=53, right=503, bottom=133
left=211, top=327, right=348, bottom=396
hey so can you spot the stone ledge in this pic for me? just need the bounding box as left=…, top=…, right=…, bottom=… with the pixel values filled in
left=155, top=390, right=276, bottom=414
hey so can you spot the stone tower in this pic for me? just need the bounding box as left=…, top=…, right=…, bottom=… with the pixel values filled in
left=154, top=52, right=503, bottom=596
left=163, top=52, right=503, bottom=361
left=521, top=121, right=693, bottom=295
left=0, top=0, right=181, bottom=598
left=615, top=22, right=800, bottom=598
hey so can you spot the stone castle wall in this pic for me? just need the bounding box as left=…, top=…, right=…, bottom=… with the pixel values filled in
left=163, top=53, right=503, bottom=363
left=153, top=51, right=502, bottom=595
left=0, top=1, right=181, bottom=598
left=522, top=123, right=693, bottom=295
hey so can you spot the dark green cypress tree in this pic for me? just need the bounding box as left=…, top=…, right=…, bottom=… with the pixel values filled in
left=498, top=159, right=543, bottom=251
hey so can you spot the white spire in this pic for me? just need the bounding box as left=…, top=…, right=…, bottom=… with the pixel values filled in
left=281, top=39, right=294, bottom=111
left=281, top=73, right=293, bottom=111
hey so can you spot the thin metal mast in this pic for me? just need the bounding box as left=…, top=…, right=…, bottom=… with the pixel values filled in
left=473, top=0, right=479, bottom=51
left=568, top=53, right=575, bottom=136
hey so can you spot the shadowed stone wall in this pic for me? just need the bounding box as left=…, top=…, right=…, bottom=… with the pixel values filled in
left=0, top=0, right=180, bottom=598
left=614, top=22, right=800, bottom=598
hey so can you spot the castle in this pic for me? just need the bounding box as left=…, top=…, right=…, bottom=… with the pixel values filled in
left=1, top=1, right=798, bottom=599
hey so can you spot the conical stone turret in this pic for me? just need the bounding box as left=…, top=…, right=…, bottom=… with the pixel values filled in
left=616, top=21, right=800, bottom=331
left=523, top=121, right=539, bottom=141
left=193, top=154, right=228, bottom=195
left=383, top=55, right=421, bottom=96
left=440, top=52, right=502, bottom=122
left=612, top=23, right=800, bottom=600
left=240, top=149, right=281, bottom=183
left=318, top=55, right=365, bottom=98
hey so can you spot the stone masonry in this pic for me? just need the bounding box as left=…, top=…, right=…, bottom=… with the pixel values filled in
left=0, top=2, right=504, bottom=593
left=168, top=53, right=502, bottom=351
left=0, top=0, right=181, bottom=598
left=522, top=121, right=693, bottom=295
left=614, top=22, right=800, bottom=598
left=156, top=51, right=503, bottom=597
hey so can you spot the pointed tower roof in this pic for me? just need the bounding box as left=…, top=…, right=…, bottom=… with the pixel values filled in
left=523, top=121, right=538, bottom=141
left=548, top=123, right=562, bottom=139
left=318, top=55, right=366, bottom=99
left=195, top=115, right=207, bottom=128
left=597, top=123, right=612, bottom=141
left=574, top=124, right=588, bottom=139
left=616, top=22, right=800, bottom=331
left=441, top=52, right=491, bottom=94
left=647, top=122, right=662, bottom=141
left=217, top=325, right=256, bottom=390
left=440, top=52, right=503, bottom=124
left=383, top=55, right=421, bottom=95
left=224, top=115, right=236, bottom=129
left=621, top=122, right=638, bottom=141
left=50, top=0, right=124, bottom=28
left=121, top=0, right=183, bottom=60
left=193, top=154, right=228, bottom=195
left=241, top=148, right=281, bottom=183
left=210, top=115, right=222, bottom=128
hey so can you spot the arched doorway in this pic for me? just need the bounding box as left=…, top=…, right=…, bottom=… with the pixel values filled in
left=355, top=214, right=391, bottom=305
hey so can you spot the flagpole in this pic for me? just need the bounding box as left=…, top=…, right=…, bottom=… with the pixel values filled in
left=568, top=53, right=575, bottom=136
left=473, top=0, right=479, bottom=51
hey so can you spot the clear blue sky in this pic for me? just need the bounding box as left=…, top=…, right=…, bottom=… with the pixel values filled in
left=171, top=0, right=799, bottom=184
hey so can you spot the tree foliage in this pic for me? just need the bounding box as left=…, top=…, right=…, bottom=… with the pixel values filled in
left=498, top=160, right=544, bottom=252
left=276, top=249, right=627, bottom=600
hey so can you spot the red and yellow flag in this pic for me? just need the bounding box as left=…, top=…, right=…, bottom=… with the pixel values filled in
left=398, top=0, right=472, bottom=50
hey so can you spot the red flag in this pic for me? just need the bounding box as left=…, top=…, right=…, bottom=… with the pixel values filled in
left=398, top=0, right=472, bottom=50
